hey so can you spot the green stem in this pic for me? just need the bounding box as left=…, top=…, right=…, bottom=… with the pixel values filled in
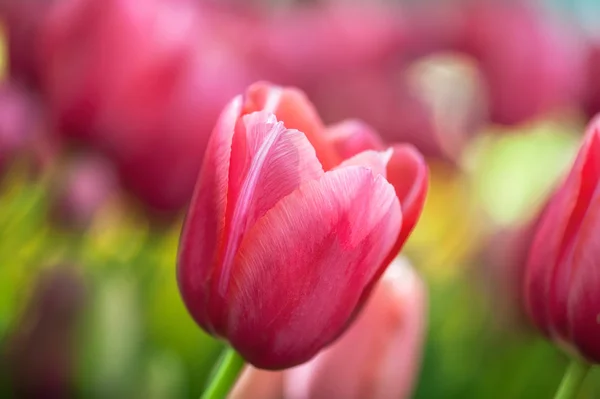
left=554, top=359, right=590, bottom=399
left=201, top=347, right=245, bottom=399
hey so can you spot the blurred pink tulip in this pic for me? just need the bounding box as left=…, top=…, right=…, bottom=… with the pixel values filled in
left=230, top=257, right=426, bottom=399
left=178, top=82, right=428, bottom=369
left=250, top=3, right=406, bottom=86
left=525, top=117, right=600, bottom=362
left=39, top=0, right=258, bottom=212
left=455, top=2, right=585, bottom=125
left=0, top=0, right=56, bottom=85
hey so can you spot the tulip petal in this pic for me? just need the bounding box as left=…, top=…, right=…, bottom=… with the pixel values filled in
left=218, top=111, right=325, bottom=294
left=285, top=257, right=426, bottom=399
left=335, top=149, right=392, bottom=179
left=349, top=144, right=428, bottom=324
left=177, top=96, right=242, bottom=332
left=242, top=82, right=342, bottom=170
left=387, top=144, right=429, bottom=250
left=525, top=125, right=600, bottom=339
left=326, top=119, right=385, bottom=159
left=223, top=166, right=402, bottom=369
left=565, top=194, right=600, bottom=362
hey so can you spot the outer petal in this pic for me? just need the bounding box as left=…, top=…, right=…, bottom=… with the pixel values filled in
left=386, top=144, right=429, bottom=253
left=242, top=82, right=342, bottom=170
left=216, top=111, right=324, bottom=300
left=325, top=119, right=385, bottom=159
left=563, top=192, right=600, bottom=362
left=177, top=96, right=242, bottom=333
left=224, top=166, right=401, bottom=369
left=285, top=257, right=426, bottom=399
left=348, top=144, right=428, bottom=324
left=335, top=149, right=392, bottom=179
left=525, top=123, right=600, bottom=339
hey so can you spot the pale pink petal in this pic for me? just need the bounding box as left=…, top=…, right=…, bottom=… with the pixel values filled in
left=326, top=119, right=385, bottom=159
left=229, top=367, right=283, bottom=399
left=223, top=166, right=401, bottom=369
left=285, top=257, right=426, bottom=399
left=335, top=149, right=393, bottom=179
left=177, top=96, right=242, bottom=333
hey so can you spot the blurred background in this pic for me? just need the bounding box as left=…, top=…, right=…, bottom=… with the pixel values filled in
left=0, top=0, right=599, bottom=397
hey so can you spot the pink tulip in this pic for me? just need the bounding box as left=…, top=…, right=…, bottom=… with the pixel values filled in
left=178, top=82, right=428, bottom=369
left=250, top=3, right=405, bottom=86
left=525, top=117, right=600, bottom=362
left=39, top=0, right=258, bottom=212
left=0, top=0, right=56, bottom=85
left=230, top=257, right=426, bottom=399
left=455, top=2, right=585, bottom=125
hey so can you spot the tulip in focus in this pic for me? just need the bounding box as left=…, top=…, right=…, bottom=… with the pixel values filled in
left=231, top=257, right=426, bottom=399
left=178, top=82, right=428, bottom=369
left=525, top=116, right=600, bottom=362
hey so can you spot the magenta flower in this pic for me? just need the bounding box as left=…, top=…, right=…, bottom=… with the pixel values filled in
left=178, top=83, right=428, bottom=369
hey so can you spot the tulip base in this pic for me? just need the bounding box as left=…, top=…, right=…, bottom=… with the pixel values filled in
left=554, top=359, right=590, bottom=399
left=201, top=347, right=245, bottom=399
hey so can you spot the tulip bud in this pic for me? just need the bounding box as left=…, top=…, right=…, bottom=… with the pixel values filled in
left=525, top=116, right=600, bottom=361
left=230, top=257, right=426, bottom=399
left=178, top=82, right=428, bottom=369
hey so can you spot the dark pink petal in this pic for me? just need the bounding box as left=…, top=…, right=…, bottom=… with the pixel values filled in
left=565, top=195, right=600, bottom=362
left=177, top=96, right=242, bottom=333
left=223, top=166, right=401, bottom=369
left=385, top=144, right=429, bottom=260
left=525, top=124, right=600, bottom=339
